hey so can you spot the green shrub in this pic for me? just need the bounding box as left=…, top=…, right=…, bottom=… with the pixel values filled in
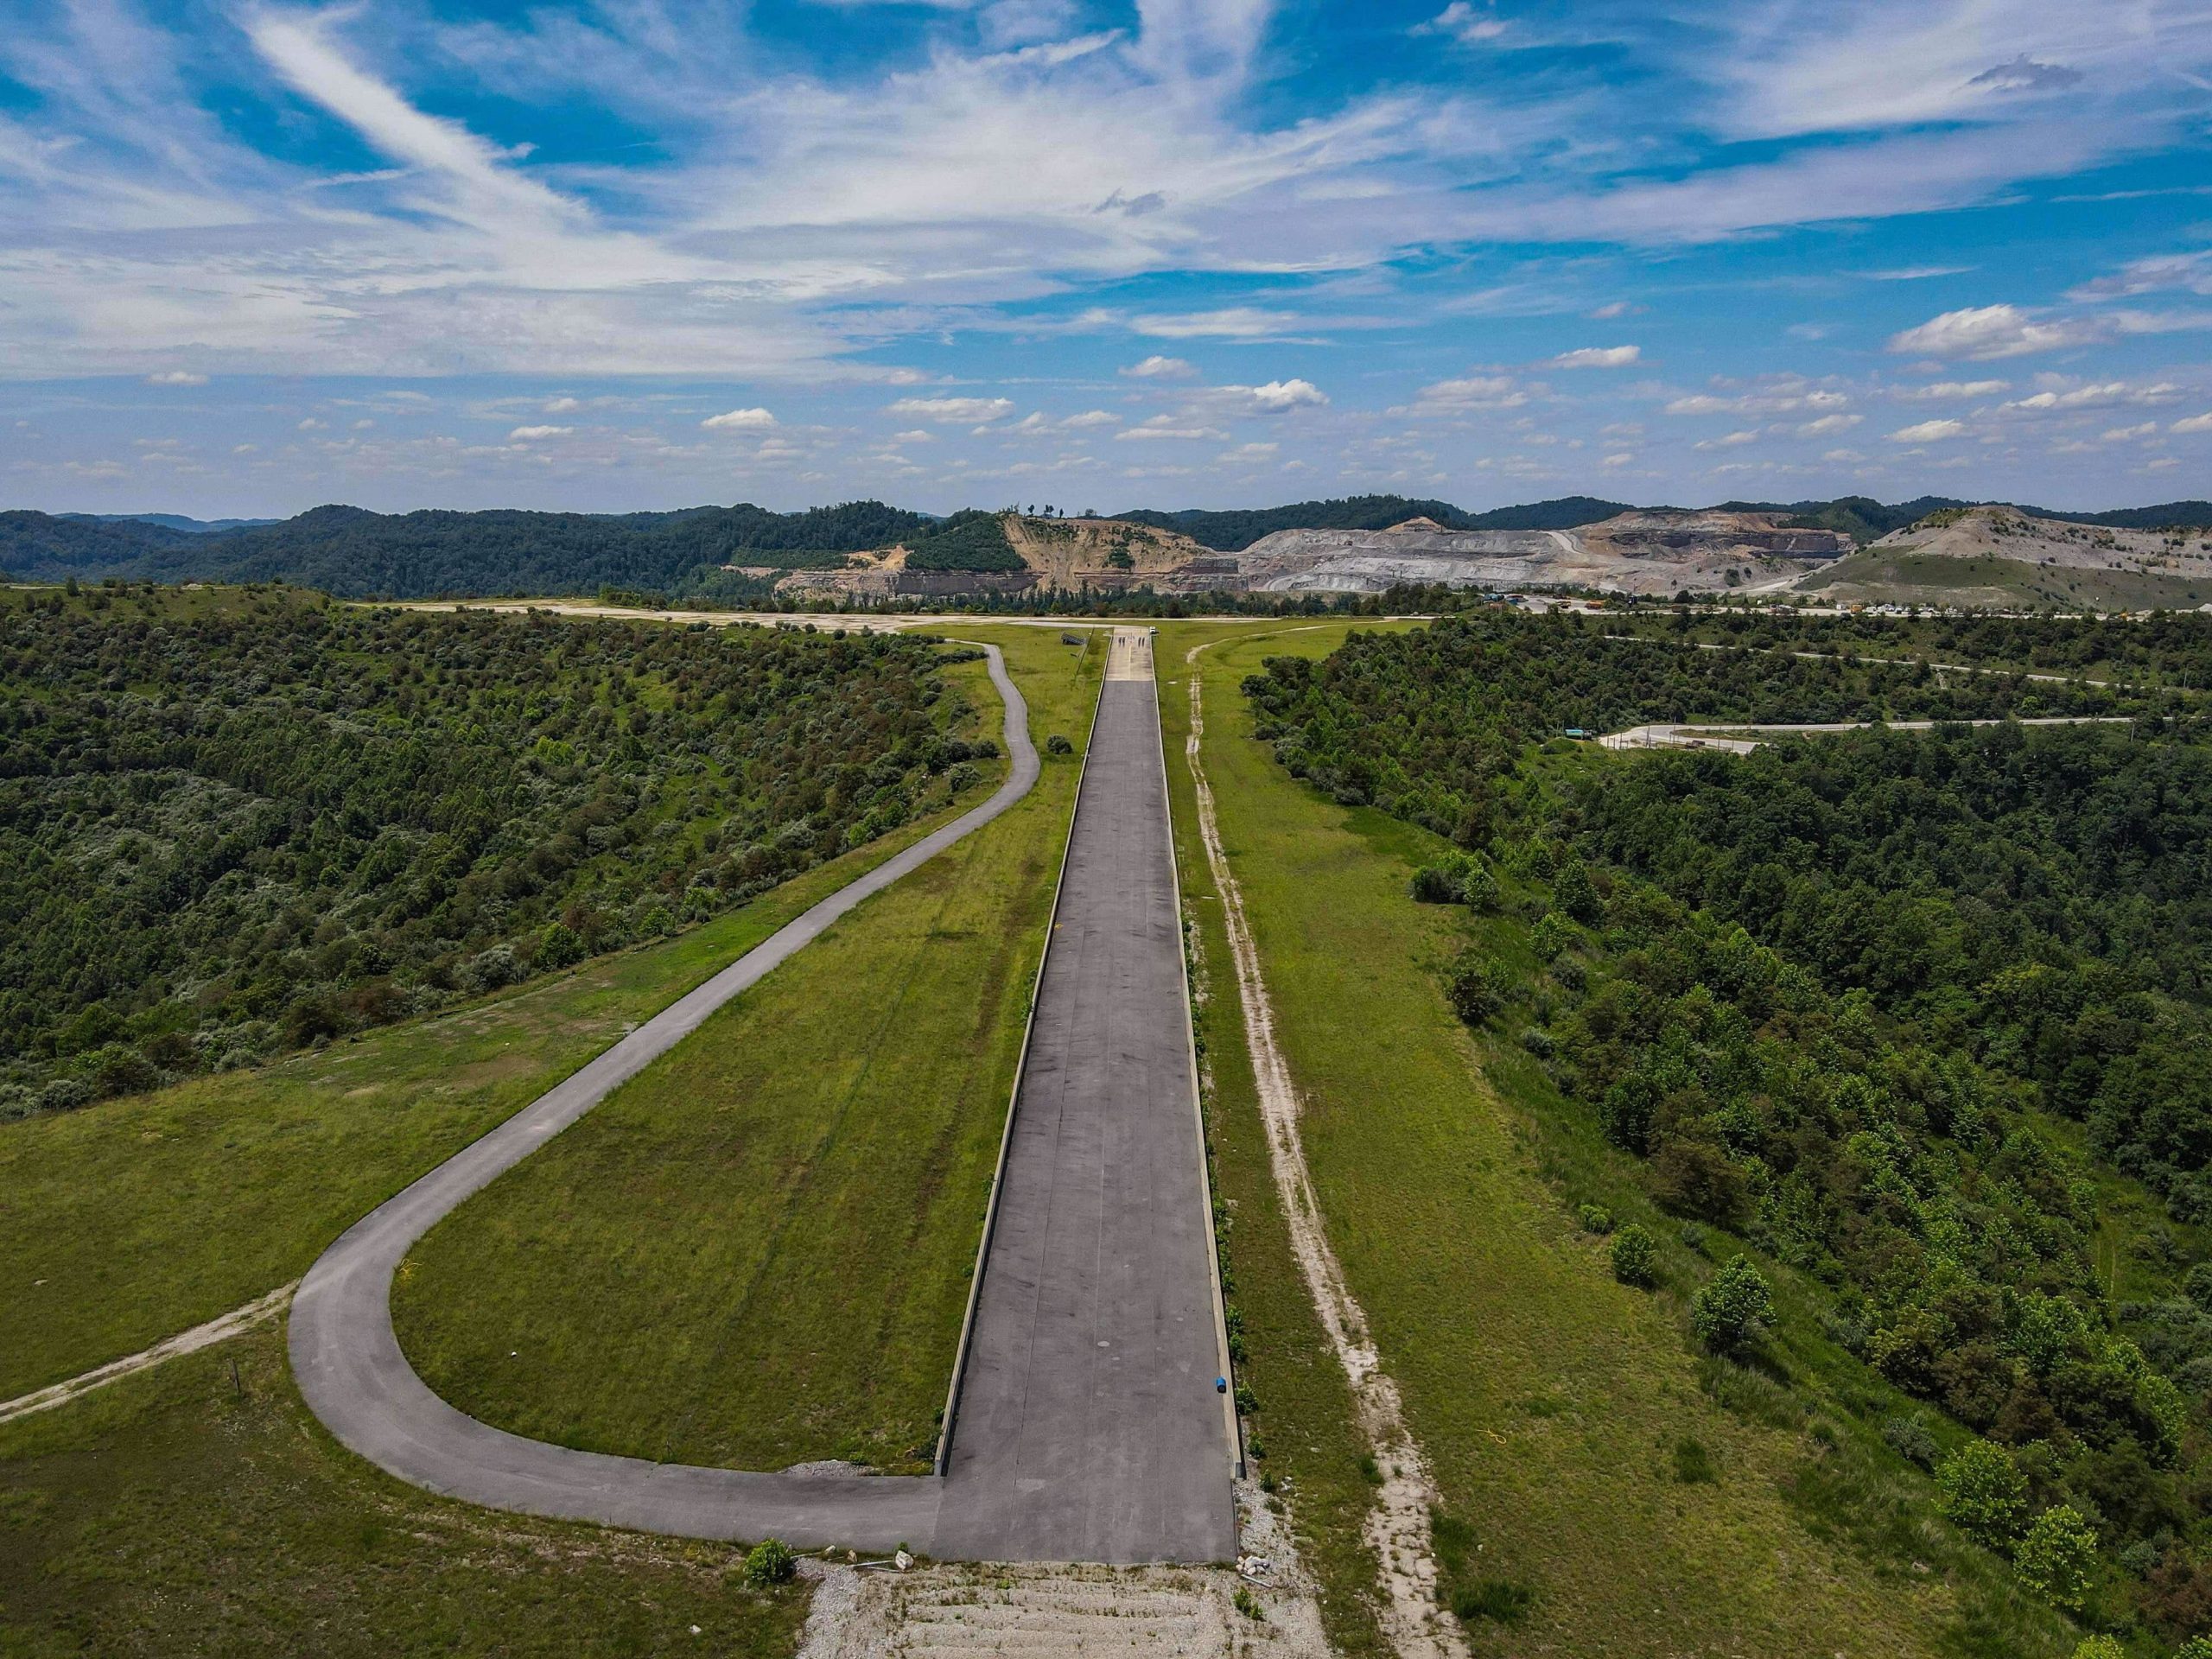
left=1452, top=1579, right=1535, bottom=1624
left=1046, top=733, right=1074, bottom=755
left=1532, top=912, right=1572, bottom=963
left=1935, top=1440, right=2026, bottom=1547
left=1554, top=861, right=1601, bottom=924
left=1690, top=1255, right=1773, bottom=1354
left=1672, top=1436, right=1718, bottom=1484
left=1232, top=1587, right=1263, bottom=1621
left=1459, top=861, right=1499, bottom=912
left=1577, top=1203, right=1613, bottom=1235
left=1410, top=864, right=1462, bottom=904
left=1446, top=952, right=1503, bottom=1027
left=1879, top=1413, right=1937, bottom=1469
left=2015, top=1503, right=2096, bottom=1611
left=742, top=1538, right=795, bottom=1588
left=536, top=921, right=586, bottom=970
left=1610, top=1224, right=1657, bottom=1287
left=2069, top=1639, right=2124, bottom=1659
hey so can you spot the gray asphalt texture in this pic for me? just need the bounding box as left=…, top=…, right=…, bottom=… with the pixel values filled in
left=289, top=638, right=1236, bottom=1562
left=934, top=655, right=1236, bottom=1563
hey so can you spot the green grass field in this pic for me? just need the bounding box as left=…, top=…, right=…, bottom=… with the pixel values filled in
left=1152, top=620, right=2080, bottom=1657
left=0, top=1324, right=810, bottom=1657
left=0, top=649, right=1013, bottom=1402
left=1806, top=550, right=2212, bottom=611
left=391, top=627, right=1099, bottom=1474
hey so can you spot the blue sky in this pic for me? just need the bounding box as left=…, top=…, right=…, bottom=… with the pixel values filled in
left=3, top=0, right=2211, bottom=518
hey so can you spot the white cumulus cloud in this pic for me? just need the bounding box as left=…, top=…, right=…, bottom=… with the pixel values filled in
left=1888, top=418, right=1966, bottom=442
left=888, top=397, right=1014, bottom=423
left=702, top=407, right=777, bottom=429
left=1121, top=355, right=1196, bottom=378
left=1551, top=345, right=1642, bottom=369
left=1888, top=305, right=2094, bottom=359
left=1241, top=378, right=1328, bottom=412
left=508, top=424, right=572, bottom=439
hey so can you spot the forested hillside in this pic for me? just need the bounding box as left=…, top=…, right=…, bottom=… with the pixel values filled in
left=1245, top=613, right=2212, bottom=1647
left=0, top=588, right=994, bottom=1119
left=901, top=509, right=1027, bottom=571
left=0, top=501, right=928, bottom=598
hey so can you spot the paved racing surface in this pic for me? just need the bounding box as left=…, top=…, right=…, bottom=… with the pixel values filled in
left=935, top=629, right=1236, bottom=1563
left=289, top=634, right=1236, bottom=1562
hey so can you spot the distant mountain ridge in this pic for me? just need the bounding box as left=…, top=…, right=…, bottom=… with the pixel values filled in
left=5, top=493, right=2209, bottom=599
left=60, top=512, right=283, bottom=534
left=1114, top=494, right=1637, bottom=550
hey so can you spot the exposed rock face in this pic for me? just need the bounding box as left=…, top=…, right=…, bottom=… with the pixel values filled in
left=1001, top=513, right=1211, bottom=589
left=1861, top=505, right=2212, bottom=574
left=1168, top=511, right=1850, bottom=596
left=780, top=507, right=1860, bottom=599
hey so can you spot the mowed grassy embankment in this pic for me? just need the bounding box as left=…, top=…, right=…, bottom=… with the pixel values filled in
left=0, top=1324, right=810, bottom=1658
left=1154, top=620, right=2071, bottom=1657
left=391, top=626, right=1098, bottom=1474
left=0, top=647, right=1017, bottom=1402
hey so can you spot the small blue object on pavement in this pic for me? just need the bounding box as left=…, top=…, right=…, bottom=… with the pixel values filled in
left=1215, top=1376, right=1228, bottom=1394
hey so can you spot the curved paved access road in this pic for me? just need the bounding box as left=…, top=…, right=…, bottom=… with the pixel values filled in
left=290, top=635, right=1236, bottom=1562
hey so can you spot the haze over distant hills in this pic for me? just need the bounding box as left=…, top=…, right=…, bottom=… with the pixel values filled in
left=4, top=493, right=2209, bottom=605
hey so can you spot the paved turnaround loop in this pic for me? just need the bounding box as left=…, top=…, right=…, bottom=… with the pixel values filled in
left=289, top=636, right=1236, bottom=1562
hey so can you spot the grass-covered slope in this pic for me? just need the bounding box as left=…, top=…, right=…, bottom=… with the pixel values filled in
left=0, top=586, right=988, bottom=1116
left=391, top=627, right=1095, bottom=1474
left=1801, top=549, right=2212, bottom=611
left=0, top=1325, right=810, bottom=1657
left=1159, top=620, right=2042, bottom=1653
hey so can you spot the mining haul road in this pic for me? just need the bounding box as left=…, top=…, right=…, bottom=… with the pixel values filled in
left=289, top=632, right=1237, bottom=1563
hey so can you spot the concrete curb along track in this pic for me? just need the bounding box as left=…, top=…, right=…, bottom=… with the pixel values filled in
left=290, top=636, right=1237, bottom=1562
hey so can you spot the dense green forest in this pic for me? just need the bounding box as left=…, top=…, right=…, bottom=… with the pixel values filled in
left=1245, top=613, right=2212, bottom=1645
left=900, top=509, right=1027, bottom=571
left=0, top=502, right=929, bottom=598
left=0, top=587, right=995, bottom=1120
left=1245, top=612, right=2159, bottom=842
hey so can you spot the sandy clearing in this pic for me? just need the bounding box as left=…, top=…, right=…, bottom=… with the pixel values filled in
left=1182, top=645, right=1468, bottom=1659
left=793, top=1556, right=1330, bottom=1659
left=0, top=1281, right=296, bottom=1427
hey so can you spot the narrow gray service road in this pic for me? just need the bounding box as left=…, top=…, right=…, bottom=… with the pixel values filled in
left=289, top=633, right=1236, bottom=1562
